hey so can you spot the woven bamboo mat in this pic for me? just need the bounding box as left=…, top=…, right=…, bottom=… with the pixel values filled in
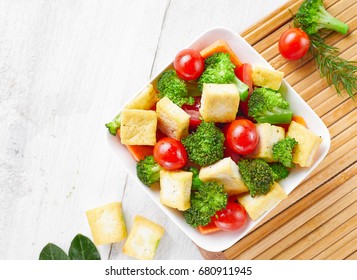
left=199, top=0, right=357, bottom=260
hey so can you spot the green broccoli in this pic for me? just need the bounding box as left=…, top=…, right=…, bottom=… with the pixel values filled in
left=136, top=156, right=161, bottom=186
left=183, top=182, right=227, bottom=227
left=248, top=87, right=293, bottom=124
left=270, top=162, right=290, bottom=181
left=157, top=70, right=194, bottom=107
left=295, top=0, right=348, bottom=35
left=272, top=137, right=298, bottom=168
left=105, top=112, right=121, bottom=136
left=198, top=52, right=249, bottom=100
left=187, top=167, right=202, bottom=191
left=181, top=122, right=225, bottom=166
left=238, top=159, right=275, bottom=197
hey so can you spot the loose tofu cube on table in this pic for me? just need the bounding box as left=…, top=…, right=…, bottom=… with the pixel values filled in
left=238, top=182, right=287, bottom=220
left=286, top=121, right=323, bottom=167
left=156, top=97, right=190, bottom=140
left=124, top=83, right=159, bottom=110
left=247, top=123, right=285, bottom=162
left=123, top=215, right=165, bottom=260
left=200, top=83, right=240, bottom=123
left=160, top=169, right=192, bottom=211
left=120, top=109, right=157, bottom=145
left=86, top=202, right=127, bottom=245
left=252, top=65, right=284, bottom=91
left=199, top=157, right=248, bottom=196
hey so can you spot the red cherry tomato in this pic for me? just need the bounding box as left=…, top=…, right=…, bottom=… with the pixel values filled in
left=235, top=63, right=253, bottom=94
left=226, top=119, right=259, bottom=155
left=221, top=123, right=241, bottom=163
left=214, top=202, right=247, bottom=231
left=174, top=49, right=204, bottom=81
left=153, top=137, right=187, bottom=170
left=182, top=96, right=202, bottom=129
left=279, top=28, right=310, bottom=60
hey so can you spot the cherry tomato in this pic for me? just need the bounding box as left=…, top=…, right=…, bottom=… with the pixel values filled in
left=235, top=63, right=253, bottom=94
left=153, top=137, right=187, bottom=170
left=221, top=123, right=241, bottom=163
left=182, top=96, right=202, bottom=129
left=214, top=202, right=247, bottom=231
left=279, top=28, right=310, bottom=60
left=174, top=49, right=204, bottom=81
left=226, top=119, right=259, bottom=155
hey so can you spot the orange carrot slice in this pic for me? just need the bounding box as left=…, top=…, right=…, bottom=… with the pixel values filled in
left=200, top=39, right=242, bottom=67
left=198, top=220, right=221, bottom=235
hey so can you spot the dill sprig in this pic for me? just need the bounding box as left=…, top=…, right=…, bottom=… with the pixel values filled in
left=309, top=34, right=357, bottom=100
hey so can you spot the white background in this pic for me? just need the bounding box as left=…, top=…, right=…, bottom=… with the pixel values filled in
left=0, top=0, right=287, bottom=260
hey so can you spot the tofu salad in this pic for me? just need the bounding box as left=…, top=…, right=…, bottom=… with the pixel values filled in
left=106, top=39, right=322, bottom=235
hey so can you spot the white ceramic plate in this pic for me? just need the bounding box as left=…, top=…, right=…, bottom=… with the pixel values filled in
left=107, top=27, right=330, bottom=252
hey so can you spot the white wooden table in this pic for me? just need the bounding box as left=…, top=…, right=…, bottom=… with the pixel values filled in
left=0, top=0, right=287, bottom=260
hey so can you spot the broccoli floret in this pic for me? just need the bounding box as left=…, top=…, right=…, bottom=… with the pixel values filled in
left=296, top=0, right=348, bottom=35
left=181, top=122, right=225, bottom=166
left=183, top=182, right=227, bottom=227
left=105, top=112, right=121, bottom=136
left=197, top=53, right=249, bottom=100
left=198, top=53, right=235, bottom=90
left=136, top=156, right=161, bottom=186
left=238, top=159, right=275, bottom=197
left=272, top=137, right=298, bottom=168
left=248, top=87, right=293, bottom=124
left=270, top=162, right=290, bottom=181
left=157, top=70, right=194, bottom=107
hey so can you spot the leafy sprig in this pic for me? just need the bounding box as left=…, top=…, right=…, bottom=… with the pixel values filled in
left=309, top=34, right=357, bottom=100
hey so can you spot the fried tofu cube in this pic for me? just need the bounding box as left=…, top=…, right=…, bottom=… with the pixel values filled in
left=252, top=65, right=284, bottom=91
left=247, top=123, right=285, bottom=162
left=237, top=182, right=287, bottom=220
left=156, top=97, right=190, bottom=140
left=286, top=121, right=323, bottom=167
left=123, top=215, right=165, bottom=260
left=125, top=83, right=159, bottom=110
left=199, top=83, right=240, bottom=123
left=86, top=202, right=127, bottom=245
left=160, top=169, right=192, bottom=211
left=120, top=109, right=157, bottom=145
left=199, top=157, right=248, bottom=196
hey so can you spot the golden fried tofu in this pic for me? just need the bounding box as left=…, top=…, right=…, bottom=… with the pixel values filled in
left=286, top=121, right=322, bottom=167
left=86, top=202, right=127, bottom=245
left=160, top=169, right=192, bottom=211
left=200, top=83, right=240, bottom=123
left=120, top=109, right=157, bottom=145
left=252, top=65, right=284, bottom=91
left=156, top=97, right=190, bottom=140
left=199, top=157, right=248, bottom=196
left=237, top=182, right=287, bottom=220
left=123, top=215, right=164, bottom=260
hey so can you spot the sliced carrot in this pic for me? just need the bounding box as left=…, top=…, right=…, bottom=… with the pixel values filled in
left=116, top=128, right=154, bottom=161
left=125, top=145, right=154, bottom=162
left=278, top=115, right=307, bottom=132
left=198, top=220, right=221, bottom=235
left=292, top=115, right=307, bottom=128
left=199, top=39, right=242, bottom=67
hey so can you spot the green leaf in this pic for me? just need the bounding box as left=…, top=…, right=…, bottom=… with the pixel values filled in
left=39, top=243, right=69, bottom=260
left=68, top=234, right=101, bottom=260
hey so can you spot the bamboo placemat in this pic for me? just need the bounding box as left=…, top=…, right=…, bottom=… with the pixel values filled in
left=199, top=0, right=357, bottom=260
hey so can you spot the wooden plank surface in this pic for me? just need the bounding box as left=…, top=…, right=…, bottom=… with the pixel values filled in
left=0, top=0, right=289, bottom=260
left=200, top=0, right=357, bottom=260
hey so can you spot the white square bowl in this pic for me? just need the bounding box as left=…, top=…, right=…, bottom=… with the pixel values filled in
left=107, top=27, right=330, bottom=252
